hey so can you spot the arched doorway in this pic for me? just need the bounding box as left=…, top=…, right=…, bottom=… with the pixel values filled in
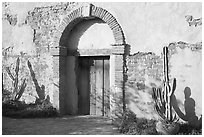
left=51, top=4, right=127, bottom=117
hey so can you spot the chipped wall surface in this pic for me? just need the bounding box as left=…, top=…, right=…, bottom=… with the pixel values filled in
left=2, top=2, right=80, bottom=104
left=92, top=2, right=202, bottom=55
left=169, top=42, right=202, bottom=126
left=126, top=42, right=202, bottom=126
left=126, top=52, right=163, bottom=119
left=2, top=2, right=202, bottom=125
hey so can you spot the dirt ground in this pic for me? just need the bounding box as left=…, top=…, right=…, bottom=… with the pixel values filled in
left=2, top=115, right=121, bottom=135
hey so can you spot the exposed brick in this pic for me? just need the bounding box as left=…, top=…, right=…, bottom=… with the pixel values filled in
left=114, top=33, right=123, bottom=39
left=106, top=17, right=116, bottom=26
left=112, top=26, right=122, bottom=33
left=58, top=25, right=66, bottom=33
left=99, top=9, right=107, bottom=19
left=50, top=48, right=60, bottom=56
left=95, top=7, right=101, bottom=16
left=62, top=18, right=70, bottom=25
left=112, top=48, right=125, bottom=54
left=114, top=35, right=124, bottom=44
left=60, top=21, right=68, bottom=29
left=90, top=5, right=96, bottom=15
left=72, top=9, right=77, bottom=17
left=91, top=6, right=98, bottom=16
left=94, top=7, right=101, bottom=16
left=109, top=20, right=118, bottom=29
left=126, top=52, right=163, bottom=89
left=102, top=12, right=111, bottom=22
left=103, top=13, right=113, bottom=23
left=68, top=13, right=74, bottom=22
left=98, top=7, right=104, bottom=18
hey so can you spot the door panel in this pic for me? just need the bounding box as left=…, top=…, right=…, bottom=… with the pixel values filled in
left=78, top=56, right=110, bottom=116
left=95, top=59, right=103, bottom=115
left=90, top=64, right=96, bottom=115
left=104, top=59, right=110, bottom=116
left=78, top=58, right=90, bottom=115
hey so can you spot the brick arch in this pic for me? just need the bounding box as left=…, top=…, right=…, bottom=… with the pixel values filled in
left=56, top=3, right=125, bottom=45
left=52, top=3, right=128, bottom=117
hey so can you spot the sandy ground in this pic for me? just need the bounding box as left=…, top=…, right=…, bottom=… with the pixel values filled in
left=2, top=115, right=121, bottom=135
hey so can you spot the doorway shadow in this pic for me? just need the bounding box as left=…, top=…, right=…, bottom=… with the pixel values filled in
left=172, top=85, right=202, bottom=128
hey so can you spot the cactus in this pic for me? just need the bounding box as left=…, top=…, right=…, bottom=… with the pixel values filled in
left=27, top=60, right=45, bottom=101
left=5, top=57, right=27, bottom=101
left=152, top=46, right=178, bottom=123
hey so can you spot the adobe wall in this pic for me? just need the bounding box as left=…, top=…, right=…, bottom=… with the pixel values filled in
left=2, top=2, right=81, bottom=104
left=125, top=42, right=202, bottom=127
left=2, top=2, right=202, bottom=126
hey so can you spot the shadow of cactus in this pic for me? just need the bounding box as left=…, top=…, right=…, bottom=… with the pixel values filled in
left=152, top=46, right=179, bottom=135
left=5, top=57, right=27, bottom=101
left=27, top=60, right=45, bottom=102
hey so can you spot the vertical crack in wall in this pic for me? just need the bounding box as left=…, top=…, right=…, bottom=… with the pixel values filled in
left=33, top=29, right=36, bottom=42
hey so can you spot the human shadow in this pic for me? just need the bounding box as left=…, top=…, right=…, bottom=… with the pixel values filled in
left=172, top=85, right=202, bottom=128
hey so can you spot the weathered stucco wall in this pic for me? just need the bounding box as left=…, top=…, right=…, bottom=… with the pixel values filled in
left=2, top=2, right=202, bottom=126
left=93, top=2, right=202, bottom=54
left=169, top=42, right=202, bottom=127
left=3, top=2, right=201, bottom=54
left=125, top=42, right=202, bottom=127
left=126, top=52, right=163, bottom=119
left=2, top=2, right=81, bottom=104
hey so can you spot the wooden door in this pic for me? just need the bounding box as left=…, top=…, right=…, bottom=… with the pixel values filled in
left=78, top=56, right=110, bottom=116
left=78, top=58, right=90, bottom=115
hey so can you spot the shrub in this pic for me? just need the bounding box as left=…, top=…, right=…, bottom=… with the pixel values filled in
left=177, top=123, right=202, bottom=135
left=117, top=110, right=158, bottom=135
left=2, top=100, right=27, bottom=111
left=115, top=110, right=202, bottom=135
left=2, top=100, right=59, bottom=118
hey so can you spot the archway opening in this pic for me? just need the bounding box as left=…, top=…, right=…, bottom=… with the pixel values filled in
left=59, top=18, right=115, bottom=116
left=52, top=4, right=127, bottom=117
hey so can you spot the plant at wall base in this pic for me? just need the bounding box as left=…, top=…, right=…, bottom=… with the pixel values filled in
left=5, top=57, right=27, bottom=101
left=3, top=58, right=59, bottom=118
left=27, top=60, right=45, bottom=103
left=152, top=46, right=179, bottom=135
left=117, top=109, right=158, bottom=135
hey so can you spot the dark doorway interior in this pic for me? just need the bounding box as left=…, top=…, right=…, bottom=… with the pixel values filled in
left=77, top=56, right=110, bottom=116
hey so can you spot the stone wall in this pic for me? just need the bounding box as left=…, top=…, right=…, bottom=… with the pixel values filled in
left=126, top=52, right=163, bottom=119
left=125, top=41, right=202, bottom=126
left=2, top=2, right=80, bottom=104
left=2, top=2, right=202, bottom=126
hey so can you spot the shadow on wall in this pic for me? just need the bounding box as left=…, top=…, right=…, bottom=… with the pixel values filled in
left=27, top=60, right=49, bottom=103
left=171, top=81, right=202, bottom=128
left=125, top=75, right=202, bottom=128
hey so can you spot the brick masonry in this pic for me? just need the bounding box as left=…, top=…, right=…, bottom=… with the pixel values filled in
left=49, top=3, right=127, bottom=116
